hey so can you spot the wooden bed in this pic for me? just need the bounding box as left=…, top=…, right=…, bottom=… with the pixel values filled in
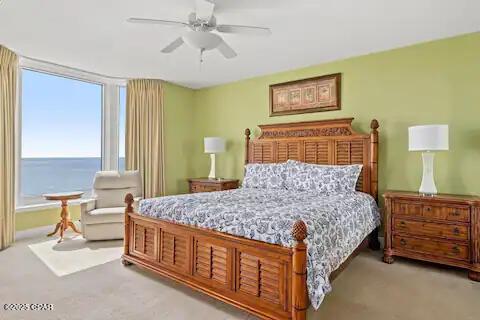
left=122, top=118, right=380, bottom=320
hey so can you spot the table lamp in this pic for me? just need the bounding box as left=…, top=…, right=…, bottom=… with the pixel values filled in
left=204, top=137, right=225, bottom=179
left=408, top=125, right=449, bottom=195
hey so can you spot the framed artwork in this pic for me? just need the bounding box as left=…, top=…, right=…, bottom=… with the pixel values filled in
left=269, top=73, right=341, bottom=116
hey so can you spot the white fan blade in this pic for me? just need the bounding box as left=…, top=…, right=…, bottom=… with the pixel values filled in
left=161, top=37, right=185, bottom=53
left=216, top=24, right=271, bottom=36
left=127, top=18, right=188, bottom=28
left=217, top=40, right=237, bottom=59
left=195, top=0, right=215, bottom=21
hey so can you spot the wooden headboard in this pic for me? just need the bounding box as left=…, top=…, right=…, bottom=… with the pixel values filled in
left=244, top=118, right=380, bottom=201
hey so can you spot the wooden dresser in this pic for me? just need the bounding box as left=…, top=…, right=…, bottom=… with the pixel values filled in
left=383, top=191, right=480, bottom=281
left=188, top=178, right=239, bottom=193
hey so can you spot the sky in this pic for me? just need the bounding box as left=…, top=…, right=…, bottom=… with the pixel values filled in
left=22, top=69, right=126, bottom=158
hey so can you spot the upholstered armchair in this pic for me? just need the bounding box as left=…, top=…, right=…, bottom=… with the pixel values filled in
left=81, top=171, right=142, bottom=241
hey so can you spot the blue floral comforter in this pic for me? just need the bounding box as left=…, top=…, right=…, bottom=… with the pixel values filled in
left=139, top=188, right=380, bottom=309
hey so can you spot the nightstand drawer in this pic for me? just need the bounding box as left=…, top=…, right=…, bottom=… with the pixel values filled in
left=394, top=218, right=469, bottom=241
left=191, top=184, right=219, bottom=193
left=221, top=182, right=239, bottom=190
left=392, top=200, right=470, bottom=222
left=392, top=201, right=422, bottom=216
left=393, top=235, right=469, bottom=261
left=188, top=178, right=240, bottom=194
left=422, top=205, right=470, bottom=222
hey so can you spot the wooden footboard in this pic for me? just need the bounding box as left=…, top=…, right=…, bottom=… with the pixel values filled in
left=122, top=194, right=309, bottom=320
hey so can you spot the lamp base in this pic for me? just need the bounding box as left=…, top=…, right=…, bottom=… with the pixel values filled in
left=208, top=153, right=216, bottom=179
left=419, top=152, right=437, bottom=195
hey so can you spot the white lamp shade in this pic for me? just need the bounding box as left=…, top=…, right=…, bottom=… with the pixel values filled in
left=183, top=31, right=222, bottom=51
left=204, top=137, right=225, bottom=153
left=408, top=125, right=449, bottom=151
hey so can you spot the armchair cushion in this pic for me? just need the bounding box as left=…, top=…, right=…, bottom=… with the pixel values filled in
left=92, top=170, right=142, bottom=208
left=94, top=187, right=139, bottom=209
left=83, top=207, right=125, bottom=224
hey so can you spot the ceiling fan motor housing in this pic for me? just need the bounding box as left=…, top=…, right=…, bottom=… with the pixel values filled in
left=188, top=12, right=216, bottom=31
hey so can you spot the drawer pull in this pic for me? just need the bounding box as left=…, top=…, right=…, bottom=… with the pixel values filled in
left=425, top=207, right=432, bottom=212
left=453, top=227, right=460, bottom=235
left=400, top=221, right=406, bottom=226
left=451, top=211, right=461, bottom=216
left=400, top=239, right=407, bottom=246
left=452, top=246, right=460, bottom=254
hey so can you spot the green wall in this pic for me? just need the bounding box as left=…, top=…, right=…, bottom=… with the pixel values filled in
left=191, top=32, right=480, bottom=199
left=16, top=206, right=81, bottom=231
left=163, top=82, right=196, bottom=195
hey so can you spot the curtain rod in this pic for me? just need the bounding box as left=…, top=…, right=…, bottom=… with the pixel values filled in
left=2, top=43, right=175, bottom=85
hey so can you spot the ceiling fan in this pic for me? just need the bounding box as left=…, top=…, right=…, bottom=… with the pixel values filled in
left=127, top=0, right=271, bottom=62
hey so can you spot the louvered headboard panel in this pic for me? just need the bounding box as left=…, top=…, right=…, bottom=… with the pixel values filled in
left=244, top=118, right=379, bottom=201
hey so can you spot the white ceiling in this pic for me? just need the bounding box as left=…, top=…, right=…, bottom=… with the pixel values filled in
left=1, top=0, right=479, bottom=89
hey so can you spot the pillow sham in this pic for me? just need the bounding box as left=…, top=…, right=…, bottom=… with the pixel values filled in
left=242, top=163, right=288, bottom=189
left=285, top=159, right=363, bottom=194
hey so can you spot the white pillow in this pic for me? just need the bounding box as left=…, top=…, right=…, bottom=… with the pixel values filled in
left=285, top=160, right=362, bottom=194
left=242, top=163, right=288, bottom=189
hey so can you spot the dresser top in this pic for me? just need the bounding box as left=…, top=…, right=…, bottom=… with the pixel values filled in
left=189, top=178, right=239, bottom=184
left=383, top=190, right=480, bottom=204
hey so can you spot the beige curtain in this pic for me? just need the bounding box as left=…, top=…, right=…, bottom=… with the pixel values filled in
left=0, top=46, right=17, bottom=250
left=125, top=79, right=165, bottom=198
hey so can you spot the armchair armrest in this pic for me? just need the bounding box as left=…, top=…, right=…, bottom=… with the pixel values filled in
left=80, top=198, right=96, bottom=214
left=80, top=198, right=96, bottom=235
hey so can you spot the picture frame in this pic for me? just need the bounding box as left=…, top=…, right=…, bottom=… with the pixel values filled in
left=269, top=73, right=341, bottom=116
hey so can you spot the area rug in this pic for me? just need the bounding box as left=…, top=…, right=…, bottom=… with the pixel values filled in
left=28, top=234, right=123, bottom=277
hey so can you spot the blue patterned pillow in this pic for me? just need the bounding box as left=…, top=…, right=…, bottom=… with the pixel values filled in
left=285, top=160, right=362, bottom=194
left=243, top=163, right=288, bottom=189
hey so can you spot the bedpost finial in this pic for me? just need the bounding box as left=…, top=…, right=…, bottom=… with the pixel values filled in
left=125, top=193, right=134, bottom=205
left=125, top=193, right=134, bottom=214
left=370, top=119, right=379, bottom=131
left=292, top=220, right=307, bottom=242
left=245, top=128, right=251, bottom=137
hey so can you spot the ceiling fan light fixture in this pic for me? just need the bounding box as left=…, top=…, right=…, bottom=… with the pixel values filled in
left=128, top=0, right=271, bottom=61
left=183, top=31, right=222, bottom=50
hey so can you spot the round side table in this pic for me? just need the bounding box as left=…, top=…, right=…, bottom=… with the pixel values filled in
left=43, top=191, right=84, bottom=243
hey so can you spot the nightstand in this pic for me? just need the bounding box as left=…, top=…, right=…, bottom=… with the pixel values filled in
left=383, top=191, right=480, bottom=281
left=188, top=178, right=239, bottom=193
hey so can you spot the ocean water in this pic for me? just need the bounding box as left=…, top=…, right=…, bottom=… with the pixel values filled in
left=19, top=157, right=125, bottom=206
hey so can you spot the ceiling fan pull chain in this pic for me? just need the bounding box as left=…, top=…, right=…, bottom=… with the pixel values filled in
left=200, top=48, right=205, bottom=64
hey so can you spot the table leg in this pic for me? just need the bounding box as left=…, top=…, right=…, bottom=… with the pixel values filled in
left=59, top=199, right=72, bottom=242
left=47, top=222, right=61, bottom=237
left=68, top=221, right=81, bottom=234
left=58, top=220, right=66, bottom=243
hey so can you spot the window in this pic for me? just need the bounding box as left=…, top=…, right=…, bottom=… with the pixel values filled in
left=118, top=86, right=126, bottom=171
left=17, top=58, right=127, bottom=209
left=19, top=69, right=103, bottom=206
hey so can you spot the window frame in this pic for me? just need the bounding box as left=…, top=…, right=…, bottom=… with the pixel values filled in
left=16, top=57, right=126, bottom=211
left=118, top=85, right=127, bottom=171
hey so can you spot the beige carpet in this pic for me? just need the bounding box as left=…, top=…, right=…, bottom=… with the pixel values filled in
left=0, top=226, right=479, bottom=320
